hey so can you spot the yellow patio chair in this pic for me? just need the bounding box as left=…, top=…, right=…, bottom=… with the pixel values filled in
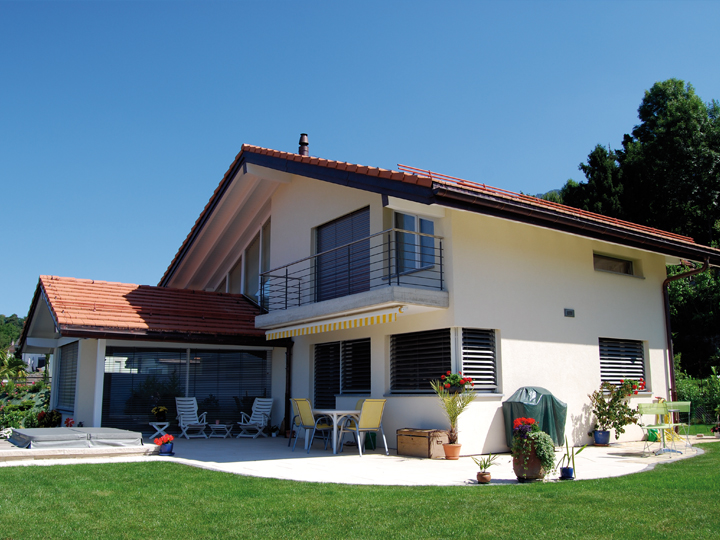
left=338, top=398, right=389, bottom=456
left=290, top=398, right=332, bottom=454
left=665, top=400, right=692, bottom=452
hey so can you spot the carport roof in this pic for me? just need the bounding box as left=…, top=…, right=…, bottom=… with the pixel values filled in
left=18, top=276, right=269, bottom=352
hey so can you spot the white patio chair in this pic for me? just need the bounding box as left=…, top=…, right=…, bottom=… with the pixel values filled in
left=236, top=398, right=274, bottom=438
left=175, top=397, right=208, bottom=439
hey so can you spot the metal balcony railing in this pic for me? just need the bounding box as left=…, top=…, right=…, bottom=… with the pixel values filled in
left=259, top=228, right=444, bottom=312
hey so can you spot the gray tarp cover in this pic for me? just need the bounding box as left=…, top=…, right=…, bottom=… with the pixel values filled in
left=9, top=427, right=143, bottom=449
left=502, top=387, right=567, bottom=446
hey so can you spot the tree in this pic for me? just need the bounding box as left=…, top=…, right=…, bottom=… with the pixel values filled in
left=563, top=79, right=720, bottom=246
left=668, top=267, right=720, bottom=378
left=0, top=314, right=25, bottom=352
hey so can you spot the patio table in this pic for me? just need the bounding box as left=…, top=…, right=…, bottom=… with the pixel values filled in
left=312, top=408, right=360, bottom=454
left=209, top=423, right=233, bottom=438
left=149, top=422, right=170, bottom=439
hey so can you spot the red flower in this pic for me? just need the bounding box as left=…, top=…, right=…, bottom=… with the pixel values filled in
left=447, top=371, right=451, bottom=375
left=441, top=375, right=446, bottom=380
left=154, top=434, right=174, bottom=446
left=444, top=383, right=451, bottom=389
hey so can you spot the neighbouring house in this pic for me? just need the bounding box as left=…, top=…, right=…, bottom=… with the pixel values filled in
left=18, top=136, right=720, bottom=453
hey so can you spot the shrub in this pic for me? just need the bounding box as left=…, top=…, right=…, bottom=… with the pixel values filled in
left=676, top=367, right=720, bottom=422
left=37, top=409, right=62, bottom=428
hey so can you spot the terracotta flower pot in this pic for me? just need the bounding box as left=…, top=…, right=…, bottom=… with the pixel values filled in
left=476, top=471, right=491, bottom=484
left=443, top=443, right=462, bottom=460
left=513, top=447, right=545, bottom=482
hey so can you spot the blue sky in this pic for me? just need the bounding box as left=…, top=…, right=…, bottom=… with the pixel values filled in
left=2, top=0, right=719, bottom=317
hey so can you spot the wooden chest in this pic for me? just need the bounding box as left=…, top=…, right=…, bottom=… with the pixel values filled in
left=396, top=428, right=448, bottom=459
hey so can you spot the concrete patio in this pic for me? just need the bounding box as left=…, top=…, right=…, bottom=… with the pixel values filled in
left=1, top=433, right=717, bottom=486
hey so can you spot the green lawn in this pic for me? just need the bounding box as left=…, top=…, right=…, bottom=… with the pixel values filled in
left=2, top=444, right=720, bottom=539
left=685, top=424, right=717, bottom=436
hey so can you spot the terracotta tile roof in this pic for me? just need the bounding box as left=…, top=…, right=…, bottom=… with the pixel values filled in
left=160, top=144, right=720, bottom=285
left=395, top=165, right=699, bottom=245
left=36, top=275, right=265, bottom=342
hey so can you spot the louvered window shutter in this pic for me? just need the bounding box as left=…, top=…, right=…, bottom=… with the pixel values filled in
left=316, top=207, right=370, bottom=302
left=461, top=329, right=497, bottom=392
left=599, top=338, right=645, bottom=385
left=390, top=328, right=451, bottom=393
left=341, top=338, right=371, bottom=393
left=57, top=342, right=79, bottom=412
left=314, top=343, right=340, bottom=408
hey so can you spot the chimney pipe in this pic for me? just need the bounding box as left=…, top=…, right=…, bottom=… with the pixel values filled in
left=298, top=133, right=309, bottom=156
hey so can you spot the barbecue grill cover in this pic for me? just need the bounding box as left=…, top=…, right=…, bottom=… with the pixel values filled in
left=502, top=386, right=567, bottom=446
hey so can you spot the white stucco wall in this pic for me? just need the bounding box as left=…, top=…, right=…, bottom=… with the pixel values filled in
left=266, top=176, right=670, bottom=454
left=74, top=338, right=105, bottom=427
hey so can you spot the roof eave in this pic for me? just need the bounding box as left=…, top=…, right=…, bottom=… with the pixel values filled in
left=433, top=185, right=720, bottom=266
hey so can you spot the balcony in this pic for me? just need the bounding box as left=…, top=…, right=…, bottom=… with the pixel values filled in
left=256, top=228, right=449, bottom=331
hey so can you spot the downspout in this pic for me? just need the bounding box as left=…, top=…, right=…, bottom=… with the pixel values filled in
left=663, top=258, right=710, bottom=401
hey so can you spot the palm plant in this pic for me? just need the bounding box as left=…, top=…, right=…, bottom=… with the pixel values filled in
left=0, top=351, right=27, bottom=382
left=430, top=377, right=476, bottom=444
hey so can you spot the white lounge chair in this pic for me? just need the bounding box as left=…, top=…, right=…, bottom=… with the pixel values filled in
left=236, top=398, right=274, bottom=438
left=175, top=397, right=208, bottom=439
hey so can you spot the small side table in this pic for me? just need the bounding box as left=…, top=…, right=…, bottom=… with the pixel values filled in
left=209, top=423, right=233, bottom=438
left=149, top=422, right=170, bottom=439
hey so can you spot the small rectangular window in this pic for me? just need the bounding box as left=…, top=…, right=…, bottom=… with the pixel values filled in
left=594, top=254, right=633, bottom=275
left=599, top=338, right=645, bottom=385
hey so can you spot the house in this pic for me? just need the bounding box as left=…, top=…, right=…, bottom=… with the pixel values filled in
left=19, top=136, right=720, bottom=453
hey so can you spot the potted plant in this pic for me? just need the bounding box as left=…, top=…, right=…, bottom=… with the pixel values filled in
left=555, top=436, right=586, bottom=480
left=269, top=425, right=280, bottom=438
left=588, top=381, right=640, bottom=445
left=151, top=405, right=168, bottom=422
left=511, top=417, right=555, bottom=482
left=430, top=372, right=476, bottom=460
left=154, top=433, right=175, bottom=455
left=471, top=453, right=498, bottom=484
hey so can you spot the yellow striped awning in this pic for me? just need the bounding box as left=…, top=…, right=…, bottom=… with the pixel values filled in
left=265, top=306, right=404, bottom=340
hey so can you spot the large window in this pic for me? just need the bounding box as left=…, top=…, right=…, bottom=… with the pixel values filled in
left=102, top=347, right=271, bottom=432
left=314, top=338, right=371, bottom=408
left=391, top=328, right=498, bottom=394
left=56, top=342, right=79, bottom=411
left=395, top=212, right=435, bottom=274
left=391, top=329, right=451, bottom=393
left=316, top=207, right=370, bottom=302
left=599, top=338, right=645, bottom=385
left=226, top=219, right=271, bottom=304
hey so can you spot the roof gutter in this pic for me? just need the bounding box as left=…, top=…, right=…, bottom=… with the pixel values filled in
left=433, top=186, right=720, bottom=265
left=663, top=258, right=710, bottom=401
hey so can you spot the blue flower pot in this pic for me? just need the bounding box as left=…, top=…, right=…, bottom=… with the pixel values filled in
left=593, top=430, right=611, bottom=446
left=559, top=466, right=574, bottom=480
left=159, top=442, right=174, bottom=456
